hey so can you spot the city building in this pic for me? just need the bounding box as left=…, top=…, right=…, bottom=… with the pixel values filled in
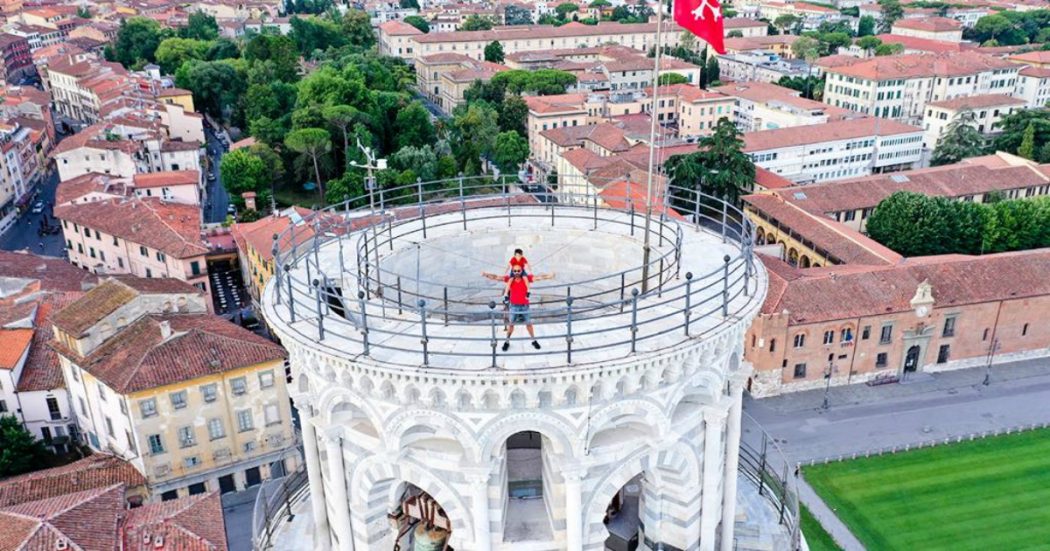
left=717, top=51, right=812, bottom=84
left=1013, top=66, right=1050, bottom=109
left=0, top=33, right=33, bottom=83
left=231, top=206, right=313, bottom=309
left=0, top=453, right=147, bottom=507
left=891, top=17, right=964, bottom=42
left=55, top=196, right=211, bottom=292
left=921, top=93, right=1025, bottom=149
left=713, top=80, right=859, bottom=132
left=742, top=117, right=924, bottom=184
left=1006, top=50, right=1050, bottom=69
left=377, top=19, right=423, bottom=57
left=51, top=276, right=298, bottom=499
left=52, top=122, right=202, bottom=182
left=820, top=51, right=1021, bottom=125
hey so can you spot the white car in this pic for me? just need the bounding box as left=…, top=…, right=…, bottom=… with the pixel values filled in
left=30, top=201, right=44, bottom=214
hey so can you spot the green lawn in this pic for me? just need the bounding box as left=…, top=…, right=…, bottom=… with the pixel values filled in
left=805, top=429, right=1050, bottom=551
left=800, top=503, right=843, bottom=551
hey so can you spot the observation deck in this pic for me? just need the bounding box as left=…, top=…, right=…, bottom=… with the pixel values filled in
left=262, top=177, right=766, bottom=376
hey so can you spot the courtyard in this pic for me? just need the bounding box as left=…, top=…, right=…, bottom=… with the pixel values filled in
left=804, top=428, right=1050, bottom=550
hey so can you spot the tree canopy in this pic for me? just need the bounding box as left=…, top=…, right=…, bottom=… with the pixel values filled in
left=931, top=112, right=985, bottom=166
left=665, top=118, right=754, bottom=204
left=403, top=15, right=430, bottom=33
left=460, top=14, right=496, bottom=31
left=484, top=40, right=505, bottom=63
left=0, top=416, right=50, bottom=477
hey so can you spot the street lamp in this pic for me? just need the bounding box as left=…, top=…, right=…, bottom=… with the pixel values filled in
left=982, top=337, right=1000, bottom=386
left=821, top=360, right=835, bottom=410
left=348, top=138, right=387, bottom=214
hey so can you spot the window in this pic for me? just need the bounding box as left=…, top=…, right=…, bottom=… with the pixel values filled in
left=0, top=399, right=6, bottom=413
left=769, top=339, right=776, bottom=352
left=148, top=434, right=165, bottom=454
left=876, top=352, right=888, bottom=368
left=77, top=243, right=83, bottom=254
left=79, top=397, right=87, bottom=416
left=191, top=261, right=201, bottom=275
left=823, top=330, right=834, bottom=345
left=156, top=252, right=166, bottom=262
left=145, top=268, right=152, bottom=278
left=258, top=371, right=274, bottom=388
left=937, top=345, right=950, bottom=363
left=841, top=328, right=853, bottom=342
left=70, top=365, right=79, bottom=382
left=208, top=418, right=225, bottom=440
left=126, top=430, right=136, bottom=453
left=982, top=328, right=990, bottom=341
left=46, top=397, right=61, bottom=420
left=230, top=377, right=247, bottom=395
left=170, top=390, right=187, bottom=410
left=139, top=398, right=157, bottom=418
left=793, top=333, right=806, bottom=348
left=793, top=363, right=807, bottom=379
left=97, top=383, right=107, bottom=401
left=118, top=257, right=124, bottom=268
left=177, top=426, right=196, bottom=448
left=879, top=325, right=893, bottom=344
left=119, top=399, right=127, bottom=415
left=1023, top=323, right=1029, bottom=336
left=942, top=317, right=956, bottom=337
left=184, top=456, right=201, bottom=469
left=139, top=245, right=148, bottom=257
left=105, top=416, right=115, bottom=437
left=236, top=410, right=254, bottom=432
left=201, top=383, right=217, bottom=402
left=264, top=404, right=281, bottom=426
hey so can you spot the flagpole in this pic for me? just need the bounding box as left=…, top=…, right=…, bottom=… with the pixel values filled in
left=640, top=0, right=666, bottom=295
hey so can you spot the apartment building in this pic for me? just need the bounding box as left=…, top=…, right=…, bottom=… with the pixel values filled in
left=231, top=207, right=314, bottom=308
left=891, top=17, right=964, bottom=42
left=757, top=1, right=843, bottom=30
left=1013, top=66, right=1050, bottom=109
left=51, top=277, right=298, bottom=499
left=922, top=93, right=1025, bottom=149
left=45, top=54, right=130, bottom=123
left=53, top=123, right=202, bottom=182
left=390, top=19, right=767, bottom=64
left=820, top=51, right=1021, bottom=125
left=0, top=33, right=33, bottom=83
left=713, top=81, right=859, bottom=132
left=378, top=19, right=423, bottom=57
left=717, top=51, right=811, bottom=84
left=742, top=117, right=923, bottom=184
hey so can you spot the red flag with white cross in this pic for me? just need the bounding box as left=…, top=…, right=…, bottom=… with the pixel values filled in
left=673, top=0, right=726, bottom=55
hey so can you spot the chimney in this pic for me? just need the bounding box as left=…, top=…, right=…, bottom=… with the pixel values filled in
left=158, top=320, right=172, bottom=339
left=242, top=191, right=257, bottom=211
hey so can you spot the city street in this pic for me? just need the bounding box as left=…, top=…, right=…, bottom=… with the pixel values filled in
left=0, top=169, right=66, bottom=257
left=203, top=126, right=230, bottom=224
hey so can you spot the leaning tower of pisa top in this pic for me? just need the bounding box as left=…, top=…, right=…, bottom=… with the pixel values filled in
left=263, top=177, right=779, bottom=551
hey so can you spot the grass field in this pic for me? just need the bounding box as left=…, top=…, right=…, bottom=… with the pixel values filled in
left=799, top=504, right=843, bottom=551
left=805, top=429, right=1050, bottom=550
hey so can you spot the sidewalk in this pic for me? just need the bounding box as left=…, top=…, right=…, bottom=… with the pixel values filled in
left=797, top=477, right=864, bottom=551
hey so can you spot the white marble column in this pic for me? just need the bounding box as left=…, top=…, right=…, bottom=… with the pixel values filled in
left=324, top=432, right=355, bottom=551
left=720, top=383, right=745, bottom=551
left=700, top=407, right=728, bottom=551
left=467, top=472, right=492, bottom=551
left=300, top=405, right=331, bottom=550
left=564, top=470, right=584, bottom=550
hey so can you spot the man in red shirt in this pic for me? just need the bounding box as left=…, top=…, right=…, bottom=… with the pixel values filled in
left=481, top=268, right=554, bottom=351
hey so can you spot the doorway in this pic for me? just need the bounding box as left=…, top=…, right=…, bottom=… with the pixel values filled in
left=218, top=474, right=237, bottom=494
left=904, top=345, right=921, bottom=373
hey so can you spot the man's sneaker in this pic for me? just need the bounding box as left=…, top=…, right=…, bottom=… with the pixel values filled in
left=502, top=341, right=510, bottom=352
left=532, top=340, right=541, bottom=350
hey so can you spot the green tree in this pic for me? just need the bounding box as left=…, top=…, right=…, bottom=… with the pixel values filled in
left=992, top=109, right=1050, bottom=154
left=177, top=60, right=245, bottom=121
left=323, top=104, right=361, bottom=162
left=791, top=36, right=821, bottom=62
left=0, top=416, right=49, bottom=477
left=484, top=40, right=505, bottom=63
left=490, top=69, right=577, bottom=95
left=866, top=192, right=948, bottom=256
left=505, top=5, right=533, bottom=25
left=391, top=145, right=439, bottom=181
left=180, top=11, right=219, bottom=41
left=971, top=14, right=1026, bottom=45
left=493, top=131, right=529, bottom=173
left=499, top=94, right=528, bottom=136
left=705, top=56, right=720, bottom=84
left=856, top=35, right=882, bottom=54
left=400, top=0, right=419, bottom=8
left=403, top=15, right=430, bottom=33
left=556, top=3, right=580, bottom=18
left=76, top=6, right=91, bottom=18
left=112, top=17, right=165, bottom=68
left=206, top=38, right=241, bottom=60
left=1019, top=121, right=1037, bottom=159
left=452, top=103, right=500, bottom=172
left=774, top=14, right=800, bottom=34
left=393, top=101, right=436, bottom=150
left=460, top=14, right=496, bottom=31
left=666, top=118, right=754, bottom=203
left=875, top=43, right=905, bottom=56
left=877, top=0, right=903, bottom=32
left=155, top=37, right=208, bottom=74
left=290, top=15, right=346, bottom=56
left=658, top=73, right=689, bottom=85
left=339, top=10, right=376, bottom=51
left=244, top=34, right=300, bottom=82
left=857, top=15, right=876, bottom=37
left=590, top=0, right=611, bottom=6
left=285, top=128, right=332, bottom=197
left=931, top=112, right=985, bottom=166
left=221, top=149, right=269, bottom=197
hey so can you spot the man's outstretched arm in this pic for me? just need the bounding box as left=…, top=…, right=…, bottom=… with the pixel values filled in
left=532, top=272, right=556, bottom=281
left=481, top=271, right=503, bottom=281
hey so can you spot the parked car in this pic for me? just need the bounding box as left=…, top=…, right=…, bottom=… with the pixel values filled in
left=30, top=201, right=44, bottom=214
left=207, top=172, right=216, bottom=181
left=227, top=204, right=236, bottom=215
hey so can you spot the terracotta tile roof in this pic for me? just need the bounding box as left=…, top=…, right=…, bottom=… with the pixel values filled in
left=0, top=251, right=97, bottom=294
left=760, top=248, right=1050, bottom=324
left=713, top=81, right=855, bottom=120
left=0, top=455, right=145, bottom=508
left=409, top=20, right=766, bottom=44
left=892, top=16, right=962, bottom=32
left=1020, top=66, right=1050, bottom=79
left=873, top=33, right=972, bottom=54
left=53, top=197, right=207, bottom=259
left=525, top=93, right=588, bottom=115
left=123, top=492, right=227, bottom=551
left=724, top=34, right=798, bottom=52
left=926, top=93, right=1026, bottom=111
left=755, top=166, right=794, bottom=190
left=57, top=313, right=285, bottom=393
left=745, top=193, right=902, bottom=266
left=379, top=19, right=423, bottom=35
left=16, top=295, right=81, bottom=392
left=743, top=117, right=921, bottom=151
left=132, top=170, right=199, bottom=189
left=230, top=207, right=315, bottom=262
left=51, top=277, right=201, bottom=337
left=0, top=328, right=32, bottom=370
left=1009, top=50, right=1050, bottom=65
left=0, top=484, right=124, bottom=551
left=55, top=172, right=130, bottom=205
left=822, top=51, right=1016, bottom=81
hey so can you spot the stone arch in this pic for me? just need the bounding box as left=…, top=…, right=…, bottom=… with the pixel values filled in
left=482, top=389, right=500, bottom=410
left=585, top=398, right=670, bottom=451
left=380, top=380, right=396, bottom=401
left=297, top=370, right=311, bottom=394
left=429, top=388, right=447, bottom=408
left=787, top=248, right=799, bottom=266
left=800, top=255, right=811, bottom=268
left=563, top=385, right=579, bottom=406
left=351, top=456, right=474, bottom=549
left=318, top=388, right=384, bottom=434
left=455, top=389, right=473, bottom=410
left=385, top=409, right=483, bottom=462
left=582, top=446, right=651, bottom=545
left=479, top=411, right=578, bottom=461
left=510, top=389, right=527, bottom=408
left=403, top=385, right=421, bottom=405
left=755, top=226, right=765, bottom=245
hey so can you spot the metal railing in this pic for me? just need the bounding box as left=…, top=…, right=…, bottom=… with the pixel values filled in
left=267, top=175, right=761, bottom=369
left=252, top=465, right=310, bottom=550
left=738, top=412, right=802, bottom=550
